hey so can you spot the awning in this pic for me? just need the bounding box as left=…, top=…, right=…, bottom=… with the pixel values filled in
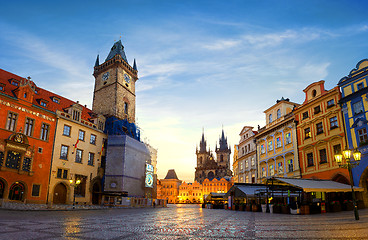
left=225, top=183, right=268, bottom=198
left=269, top=177, right=364, bottom=193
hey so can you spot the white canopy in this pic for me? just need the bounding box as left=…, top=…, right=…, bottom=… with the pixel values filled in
left=272, top=177, right=364, bottom=193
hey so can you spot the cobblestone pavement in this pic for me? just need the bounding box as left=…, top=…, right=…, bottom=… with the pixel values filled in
left=1, top=204, right=368, bottom=240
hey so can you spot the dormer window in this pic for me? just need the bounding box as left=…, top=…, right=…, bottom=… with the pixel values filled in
left=11, top=81, right=19, bottom=86
left=277, top=109, right=281, bottom=119
left=0, top=84, right=4, bottom=91
left=40, top=101, right=47, bottom=107
left=312, top=89, right=317, bottom=97
left=72, top=110, right=80, bottom=121
left=24, top=93, right=27, bottom=98
left=269, top=114, right=272, bottom=123
left=52, top=97, right=60, bottom=104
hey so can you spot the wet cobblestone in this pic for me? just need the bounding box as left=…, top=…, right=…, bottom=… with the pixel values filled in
left=0, top=204, right=368, bottom=239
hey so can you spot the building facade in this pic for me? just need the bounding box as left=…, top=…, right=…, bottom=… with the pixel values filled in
left=157, top=169, right=182, bottom=203
left=202, top=177, right=233, bottom=196
left=338, top=59, right=368, bottom=206
left=195, top=130, right=232, bottom=184
left=178, top=181, right=203, bottom=203
left=233, top=144, right=239, bottom=183
left=0, top=70, right=57, bottom=204
left=294, top=81, right=349, bottom=183
left=235, top=126, right=257, bottom=183
left=256, top=98, right=301, bottom=183
left=48, top=101, right=106, bottom=205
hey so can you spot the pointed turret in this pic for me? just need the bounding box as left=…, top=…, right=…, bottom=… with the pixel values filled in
left=94, top=54, right=100, bottom=67
left=105, top=40, right=128, bottom=63
left=219, top=129, right=228, bottom=151
left=133, top=58, right=137, bottom=71
left=199, top=132, right=207, bottom=153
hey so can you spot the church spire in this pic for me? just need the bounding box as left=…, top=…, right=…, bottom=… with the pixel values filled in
left=199, top=131, right=207, bottom=153
left=94, top=54, right=100, bottom=67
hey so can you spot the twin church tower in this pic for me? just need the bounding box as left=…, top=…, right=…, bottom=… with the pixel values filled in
left=195, top=130, right=232, bottom=183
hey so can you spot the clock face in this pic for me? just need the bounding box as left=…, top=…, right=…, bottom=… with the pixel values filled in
left=124, top=73, right=131, bottom=83
left=102, top=72, right=110, bottom=81
left=145, top=173, right=153, bottom=188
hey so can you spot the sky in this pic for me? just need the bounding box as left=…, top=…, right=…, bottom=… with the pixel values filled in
left=1, top=0, right=368, bottom=182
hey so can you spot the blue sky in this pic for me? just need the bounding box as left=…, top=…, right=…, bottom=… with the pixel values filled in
left=1, top=0, right=368, bottom=182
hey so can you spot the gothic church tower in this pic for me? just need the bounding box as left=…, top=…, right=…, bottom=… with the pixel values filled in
left=92, top=40, right=138, bottom=123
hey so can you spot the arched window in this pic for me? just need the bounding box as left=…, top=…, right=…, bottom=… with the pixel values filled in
left=277, top=109, right=281, bottom=119
left=269, top=114, right=272, bottom=123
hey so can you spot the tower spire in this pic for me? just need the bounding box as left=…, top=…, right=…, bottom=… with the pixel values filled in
left=94, top=54, right=99, bottom=67
left=133, top=58, right=137, bottom=71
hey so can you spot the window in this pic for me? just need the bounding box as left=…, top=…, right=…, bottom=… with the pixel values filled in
left=98, top=121, right=104, bottom=131
left=307, top=153, right=314, bottom=167
left=124, top=102, right=129, bottom=115
left=268, top=141, right=273, bottom=151
left=357, top=82, right=364, bottom=90
left=90, top=134, right=96, bottom=145
left=52, top=97, right=60, bottom=103
left=262, top=167, right=266, bottom=177
left=40, top=101, right=47, bottom=107
left=78, top=130, right=85, bottom=141
left=269, top=165, right=274, bottom=176
left=31, top=184, right=41, bottom=197
left=57, top=168, right=62, bottom=178
left=24, top=93, right=27, bottom=98
left=24, top=118, right=34, bottom=136
left=251, top=157, right=255, bottom=166
left=276, top=137, right=282, bottom=148
left=353, top=101, right=364, bottom=115
left=40, top=123, right=50, bottom=141
left=327, top=99, right=335, bottom=108
left=316, top=122, right=323, bottom=134
left=358, top=128, right=368, bottom=144
left=72, top=110, right=80, bottom=121
left=22, top=157, right=31, bottom=171
left=261, top=144, right=265, bottom=154
left=5, top=151, right=21, bottom=169
left=269, top=114, right=272, bottom=123
left=0, top=85, right=3, bottom=91
left=278, top=162, right=283, bottom=174
left=75, top=149, right=83, bottom=163
left=319, top=149, right=327, bottom=164
left=6, top=112, right=18, bottom=131
left=285, top=133, right=291, bottom=144
left=330, top=116, right=338, bottom=129
left=312, top=89, right=317, bottom=97
left=11, top=81, right=19, bottom=86
left=63, top=125, right=71, bottom=136
left=304, top=128, right=311, bottom=139
left=333, top=144, right=341, bottom=155
left=302, top=111, right=309, bottom=119
left=277, top=109, right=281, bottom=119
left=288, top=159, right=293, bottom=172
left=245, top=160, right=248, bottom=168
left=88, top=153, right=94, bottom=166
left=60, top=145, right=69, bottom=160
left=314, top=106, right=321, bottom=114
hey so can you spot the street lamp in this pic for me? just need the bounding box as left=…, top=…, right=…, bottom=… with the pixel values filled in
left=69, top=179, right=81, bottom=209
left=334, top=147, right=361, bottom=220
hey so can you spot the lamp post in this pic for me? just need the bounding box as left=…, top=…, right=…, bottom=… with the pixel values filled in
left=69, top=179, right=81, bottom=209
left=334, top=147, right=361, bottom=220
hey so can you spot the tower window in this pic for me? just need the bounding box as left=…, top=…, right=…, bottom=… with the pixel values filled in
left=124, top=102, right=129, bottom=115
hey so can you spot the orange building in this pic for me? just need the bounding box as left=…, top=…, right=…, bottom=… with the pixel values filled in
left=157, top=169, right=182, bottom=203
left=294, top=81, right=349, bottom=183
left=178, top=181, right=203, bottom=203
left=0, top=69, right=56, bottom=204
left=202, top=177, right=233, bottom=196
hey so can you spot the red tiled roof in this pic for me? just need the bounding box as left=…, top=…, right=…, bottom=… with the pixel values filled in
left=0, top=68, right=95, bottom=121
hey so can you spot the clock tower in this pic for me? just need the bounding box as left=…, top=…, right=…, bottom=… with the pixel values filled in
left=92, top=40, right=138, bottom=123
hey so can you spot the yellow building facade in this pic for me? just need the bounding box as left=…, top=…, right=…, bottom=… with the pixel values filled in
left=202, top=177, right=233, bottom=196
left=256, top=98, right=301, bottom=183
left=157, top=169, right=182, bottom=204
left=48, top=104, right=106, bottom=205
left=178, top=181, right=203, bottom=203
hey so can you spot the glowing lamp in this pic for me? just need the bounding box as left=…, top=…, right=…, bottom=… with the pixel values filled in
left=76, top=179, right=81, bottom=185
left=342, top=148, right=352, bottom=160
left=353, top=149, right=361, bottom=162
left=334, top=153, right=343, bottom=164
